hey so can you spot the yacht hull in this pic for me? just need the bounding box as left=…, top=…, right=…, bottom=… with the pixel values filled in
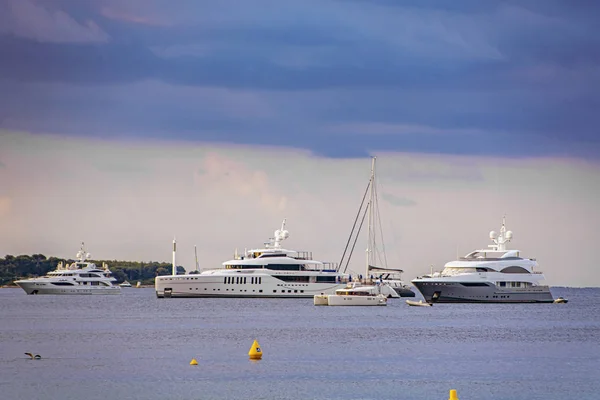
left=393, top=286, right=416, bottom=297
left=155, top=275, right=349, bottom=298
left=412, top=281, right=554, bottom=303
left=15, top=281, right=121, bottom=295
left=326, top=294, right=387, bottom=306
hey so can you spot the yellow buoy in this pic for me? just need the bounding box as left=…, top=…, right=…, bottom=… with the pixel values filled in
left=449, top=389, right=459, bottom=400
left=248, top=340, right=263, bottom=360
left=190, top=358, right=198, bottom=365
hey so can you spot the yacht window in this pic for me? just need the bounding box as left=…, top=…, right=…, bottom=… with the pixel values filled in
left=223, top=277, right=227, bottom=284
left=236, top=277, right=239, bottom=284
left=243, top=277, right=247, bottom=284
left=316, top=276, right=336, bottom=283
left=501, top=266, right=529, bottom=274
left=274, top=275, right=310, bottom=283
left=263, top=264, right=305, bottom=271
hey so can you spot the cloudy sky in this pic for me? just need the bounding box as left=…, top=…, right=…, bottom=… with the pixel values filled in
left=1, top=0, right=599, bottom=286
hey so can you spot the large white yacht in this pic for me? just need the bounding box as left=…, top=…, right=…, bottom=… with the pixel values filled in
left=14, top=243, right=121, bottom=295
left=155, top=220, right=353, bottom=298
left=411, top=218, right=554, bottom=303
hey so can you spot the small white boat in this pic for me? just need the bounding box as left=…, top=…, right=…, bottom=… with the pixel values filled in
left=119, top=281, right=132, bottom=288
left=315, top=284, right=387, bottom=306
left=553, top=297, right=568, bottom=304
left=406, top=299, right=432, bottom=307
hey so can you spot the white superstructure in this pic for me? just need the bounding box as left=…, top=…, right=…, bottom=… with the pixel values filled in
left=155, top=220, right=351, bottom=298
left=411, top=217, right=554, bottom=303
left=15, top=243, right=121, bottom=295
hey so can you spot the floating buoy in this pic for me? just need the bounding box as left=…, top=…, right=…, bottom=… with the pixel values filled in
left=248, top=340, right=262, bottom=360
left=190, top=358, right=198, bottom=365
left=449, top=389, right=459, bottom=400
left=25, top=353, right=41, bottom=360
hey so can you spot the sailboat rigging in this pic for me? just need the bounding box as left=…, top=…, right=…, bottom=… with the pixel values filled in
left=337, top=157, right=415, bottom=297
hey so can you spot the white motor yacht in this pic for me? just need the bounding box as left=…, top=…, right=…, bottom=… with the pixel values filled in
left=155, top=220, right=351, bottom=298
left=411, top=217, right=554, bottom=303
left=14, top=243, right=121, bottom=295
left=314, top=282, right=388, bottom=306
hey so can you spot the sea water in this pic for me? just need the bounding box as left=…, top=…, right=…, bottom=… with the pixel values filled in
left=0, top=287, right=598, bottom=400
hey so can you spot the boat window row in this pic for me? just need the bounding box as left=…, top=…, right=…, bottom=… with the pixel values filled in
left=272, top=275, right=340, bottom=283
left=276, top=283, right=308, bottom=287
left=163, top=277, right=202, bottom=281
left=336, top=291, right=372, bottom=296
left=499, top=266, right=530, bottom=274
left=225, top=264, right=307, bottom=271
left=223, top=276, right=262, bottom=285
left=497, top=281, right=532, bottom=288
left=273, top=289, right=304, bottom=294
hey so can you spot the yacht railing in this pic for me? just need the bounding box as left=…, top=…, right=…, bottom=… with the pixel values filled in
left=293, top=251, right=313, bottom=260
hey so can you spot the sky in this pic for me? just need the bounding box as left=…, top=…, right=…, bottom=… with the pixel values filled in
left=0, top=0, right=599, bottom=286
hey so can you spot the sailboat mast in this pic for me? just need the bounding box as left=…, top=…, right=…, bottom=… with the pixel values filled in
left=194, top=245, right=199, bottom=272
left=366, top=156, right=376, bottom=280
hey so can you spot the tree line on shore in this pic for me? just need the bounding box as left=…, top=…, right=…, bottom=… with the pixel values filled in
left=0, top=254, right=185, bottom=286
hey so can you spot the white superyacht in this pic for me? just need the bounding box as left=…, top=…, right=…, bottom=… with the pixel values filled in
left=411, top=218, right=554, bottom=303
left=14, top=243, right=121, bottom=295
left=155, top=220, right=352, bottom=298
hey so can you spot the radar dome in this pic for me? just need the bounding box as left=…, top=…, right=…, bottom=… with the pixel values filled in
left=489, top=230, right=498, bottom=240
left=274, top=229, right=281, bottom=238
left=281, top=230, right=289, bottom=239
left=505, top=230, right=513, bottom=240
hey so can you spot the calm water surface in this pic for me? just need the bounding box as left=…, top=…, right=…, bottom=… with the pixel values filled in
left=0, top=287, right=598, bottom=400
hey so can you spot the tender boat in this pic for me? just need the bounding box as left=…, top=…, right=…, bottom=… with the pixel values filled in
left=411, top=217, right=555, bottom=303
left=406, top=299, right=432, bottom=307
left=553, top=297, right=568, bottom=304
left=315, top=283, right=387, bottom=306
left=14, top=243, right=121, bottom=295
left=155, top=220, right=351, bottom=298
left=119, top=281, right=132, bottom=288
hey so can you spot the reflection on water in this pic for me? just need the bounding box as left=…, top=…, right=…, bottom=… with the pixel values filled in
left=0, top=287, right=598, bottom=400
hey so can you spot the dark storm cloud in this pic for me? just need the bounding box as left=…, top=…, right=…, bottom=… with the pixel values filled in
left=0, top=0, right=599, bottom=159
